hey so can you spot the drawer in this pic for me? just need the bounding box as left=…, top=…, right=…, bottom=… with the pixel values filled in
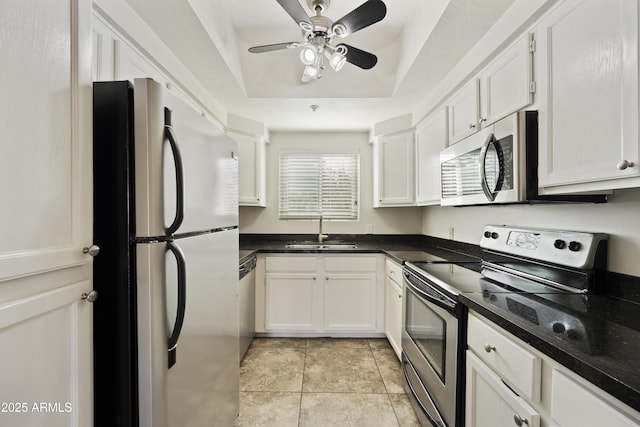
left=385, top=259, right=403, bottom=285
left=325, top=256, right=377, bottom=272
left=265, top=256, right=318, bottom=272
left=551, top=370, right=640, bottom=427
left=467, top=313, right=541, bottom=402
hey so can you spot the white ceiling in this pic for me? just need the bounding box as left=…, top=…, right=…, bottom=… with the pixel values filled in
left=125, top=0, right=515, bottom=131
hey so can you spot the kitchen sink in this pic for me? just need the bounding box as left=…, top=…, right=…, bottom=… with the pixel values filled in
left=286, top=243, right=358, bottom=249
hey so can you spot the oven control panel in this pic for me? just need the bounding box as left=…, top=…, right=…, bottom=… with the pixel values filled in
left=480, top=225, right=608, bottom=269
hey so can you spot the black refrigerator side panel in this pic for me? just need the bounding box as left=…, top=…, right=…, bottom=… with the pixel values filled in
left=93, top=81, right=139, bottom=427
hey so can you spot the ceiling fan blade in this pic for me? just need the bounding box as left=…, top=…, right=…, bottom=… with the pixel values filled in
left=338, top=43, right=377, bottom=70
left=332, top=0, right=387, bottom=38
left=275, top=0, right=311, bottom=27
left=248, top=42, right=299, bottom=53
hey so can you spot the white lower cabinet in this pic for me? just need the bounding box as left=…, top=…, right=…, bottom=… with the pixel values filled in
left=384, top=259, right=403, bottom=360
left=0, top=279, right=93, bottom=427
left=550, top=370, right=640, bottom=427
left=466, top=351, right=540, bottom=427
left=467, top=311, right=640, bottom=427
left=258, top=254, right=382, bottom=335
left=324, top=274, right=376, bottom=332
left=265, top=273, right=317, bottom=331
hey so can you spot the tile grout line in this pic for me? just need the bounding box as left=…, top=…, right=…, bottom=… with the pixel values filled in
left=297, top=339, right=308, bottom=427
left=370, top=340, right=403, bottom=427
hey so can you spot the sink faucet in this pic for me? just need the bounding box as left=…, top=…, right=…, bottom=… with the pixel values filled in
left=318, top=215, right=329, bottom=242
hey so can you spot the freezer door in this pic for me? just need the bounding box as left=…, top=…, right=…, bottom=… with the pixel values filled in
left=166, top=229, right=240, bottom=426
left=133, top=78, right=238, bottom=238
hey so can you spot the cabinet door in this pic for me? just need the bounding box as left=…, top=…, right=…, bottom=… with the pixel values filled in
left=551, top=369, right=640, bottom=427
left=229, top=132, right=266, bottom=207
left=324, top=274, right=377, bottom=332
left=265, top=273, right=317, bottom=331
left=537, top=0, right=640, bottom=190
left=415, top=108, right=447, bottom=205
left=376, top=130, right=415, bottom=206
left=448, top=78, right=480, bottom=144
left=384, top=277, right=402, bottom=360
left=1, top=0, right=93, bottom=282
left=0, top=280, right=93, bottom=427
left=466, top=351, right=540, bottom=427
left=480, top=33, right=533, bottom=127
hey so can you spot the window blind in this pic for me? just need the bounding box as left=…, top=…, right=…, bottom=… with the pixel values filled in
left=279, top=151, right=359, bottom=220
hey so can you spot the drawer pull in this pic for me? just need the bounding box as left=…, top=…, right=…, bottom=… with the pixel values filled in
left=484, top=343, right=496, bottom=353
left=513, top=414, right=529, bottom=426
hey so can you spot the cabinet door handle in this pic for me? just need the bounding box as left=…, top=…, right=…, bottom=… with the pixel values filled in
left=484, top=343, right=496, bottom=353
left=513, top=414, right=529, bottom=426
left=617, top=159, right=635, bottom=170
left=81, top=290, right=98, bottom=303
left=479, top=117, right=487, bottom=125
left=83, top=245, right=100, bottom=257
left=468, top=123, right=476, bottom=129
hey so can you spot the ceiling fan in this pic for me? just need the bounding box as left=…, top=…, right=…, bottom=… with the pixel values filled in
left=248, top=0, right=387, bottom=82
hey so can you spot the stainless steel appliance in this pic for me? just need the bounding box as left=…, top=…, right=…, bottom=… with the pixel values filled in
left=439, top=111, right=606, bottom=206
left=402, top=262, right=479, bottom=427
left=92, top=78, right=239, bottom=427
left=239, top=255, right=257, bottom=360
left=402, top=225, right=607, bottom=427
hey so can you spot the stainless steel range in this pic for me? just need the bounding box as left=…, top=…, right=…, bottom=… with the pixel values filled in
left=401, top=225, right=608, bottom=427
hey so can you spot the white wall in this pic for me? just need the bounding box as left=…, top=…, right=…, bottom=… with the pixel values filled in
left=239, top=131, right=423, bottom=235
left=422, top=188, right=640, bottom=276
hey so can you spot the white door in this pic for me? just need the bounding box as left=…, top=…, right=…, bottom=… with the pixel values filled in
left=0, top=0, right=93, bottom=426
left=265, top=274, right=317, bottom=331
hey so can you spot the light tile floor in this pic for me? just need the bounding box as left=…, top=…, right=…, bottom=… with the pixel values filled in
left=236, top=337, right=421, bottom=427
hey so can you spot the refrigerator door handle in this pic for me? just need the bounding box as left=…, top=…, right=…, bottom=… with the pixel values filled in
left=166, top=240, right=187, bottom=369
left=164, top=107, right=185, bottom=235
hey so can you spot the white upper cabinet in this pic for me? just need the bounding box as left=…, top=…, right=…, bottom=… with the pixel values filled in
left=1, top=0, right=93, bottom=425
left=480, top=33, right=534, bottom=128
left=536, top=0, right=640, bottom=193
left=374, top=130, right=416, bottom=207
left=228, top=131, right=267, bottom=207
left=447, top=78, right=481, bottom=144
left=415, top=108, right=448, bottom=205
left=448, top=33, right=534, bottom=145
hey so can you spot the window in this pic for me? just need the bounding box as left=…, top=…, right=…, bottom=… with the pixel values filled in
left=279, top=151, right=359, bottom=220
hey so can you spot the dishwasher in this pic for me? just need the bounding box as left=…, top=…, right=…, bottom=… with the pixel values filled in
left=239, top=255, right=257, bottom=361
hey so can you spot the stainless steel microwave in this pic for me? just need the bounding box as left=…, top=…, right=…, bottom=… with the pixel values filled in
left=439, top=111, right=606, bottom=206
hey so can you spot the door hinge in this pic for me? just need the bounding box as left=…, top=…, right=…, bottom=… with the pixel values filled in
left=529, top=35, right=536, bottom=53
left=529, top=81, right=536, bottom=94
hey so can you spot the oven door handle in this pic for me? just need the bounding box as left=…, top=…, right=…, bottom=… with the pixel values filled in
left=402, top=359, right=447, bottom=427
left=404, top=272, right=456, bottom=312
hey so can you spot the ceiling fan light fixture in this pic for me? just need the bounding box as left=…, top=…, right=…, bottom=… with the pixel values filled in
left=302, top=64, right=321, bottom=82
left=300, top=46, right=318, bottom=65
left=326, top=45, right=347, bottom=71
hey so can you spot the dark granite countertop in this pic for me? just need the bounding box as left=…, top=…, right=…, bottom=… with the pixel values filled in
left=239, top=233, right=481, bottom=264
left=239, top=233, right=640, bottom=413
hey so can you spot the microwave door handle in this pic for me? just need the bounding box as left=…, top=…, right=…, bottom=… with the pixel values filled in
left=479, top=134, right=497, bottom=201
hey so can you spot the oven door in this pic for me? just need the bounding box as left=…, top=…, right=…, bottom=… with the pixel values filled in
left=402, top=271, right=460, bottom=427
left=440, top=112, right=520, bottom=206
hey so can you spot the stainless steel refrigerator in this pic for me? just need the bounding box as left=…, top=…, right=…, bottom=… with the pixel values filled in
left=93, top=78, right=239, bottom=427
